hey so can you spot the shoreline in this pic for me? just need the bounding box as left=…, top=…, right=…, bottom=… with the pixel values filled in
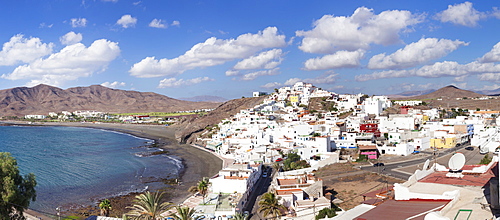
left=1, top=121, right=223, bottom=218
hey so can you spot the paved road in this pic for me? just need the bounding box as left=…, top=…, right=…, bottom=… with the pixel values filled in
left=360, top=144, right=484, bottom=180
left=243, top=167, right=273, bottom=220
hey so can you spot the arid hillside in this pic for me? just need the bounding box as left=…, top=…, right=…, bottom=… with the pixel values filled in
left=173, top=96, right=268, bottom=144
left=0, top=84, right=220, bottom=117
left=392, top=85, right=499, bottom=110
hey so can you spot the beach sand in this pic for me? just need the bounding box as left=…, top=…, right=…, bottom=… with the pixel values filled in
left=3, top=121, right=222, bottom=218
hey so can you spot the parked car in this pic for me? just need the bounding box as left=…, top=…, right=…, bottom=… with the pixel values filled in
left=465, top=146, right=474, bottom=151
left=275, top=158, right=283, bottom=162
left=373, top=163, right=385, bottom=167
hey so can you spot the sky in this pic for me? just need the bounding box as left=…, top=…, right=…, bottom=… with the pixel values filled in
left=1, top=0, right=500, bottom=99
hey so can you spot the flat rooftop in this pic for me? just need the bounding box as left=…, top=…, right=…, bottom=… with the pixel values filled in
left=418, top=163, right=497, bottom=187
left=355, top=199, right=450, bottom=220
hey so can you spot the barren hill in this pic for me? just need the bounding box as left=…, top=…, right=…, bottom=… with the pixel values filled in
left=408, top=85, right=484, bottom=100
left=392, top=85, right=499, bottom=110
left=0, top=84, right=220, bottom=117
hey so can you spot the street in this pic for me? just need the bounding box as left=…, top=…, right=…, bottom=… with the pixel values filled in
left=361, top=144, right=491, bottom=180
left=243, top=167, right=273, bottom=220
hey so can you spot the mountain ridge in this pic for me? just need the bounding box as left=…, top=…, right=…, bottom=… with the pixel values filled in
left=0, top=84, right=220, bottom=117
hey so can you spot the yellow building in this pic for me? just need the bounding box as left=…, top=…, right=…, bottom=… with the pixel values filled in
left=430, top=137, right=457, bottom=148
left=422, top=115, right=429, bottom=123
left=289, top=95, right=299, bottom=103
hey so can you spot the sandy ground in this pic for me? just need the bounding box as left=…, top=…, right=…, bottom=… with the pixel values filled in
left=315, top=162, right=404, bottom=210
left=2, top=121, right=223, bottom=218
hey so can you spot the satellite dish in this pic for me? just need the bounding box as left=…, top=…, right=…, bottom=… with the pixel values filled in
left=423, top=159, right=430, bottom=171
left=448, top=153, right=466, bottom=171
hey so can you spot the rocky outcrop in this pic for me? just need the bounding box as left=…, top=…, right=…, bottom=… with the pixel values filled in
left=174, top=96, right=267, bottom=144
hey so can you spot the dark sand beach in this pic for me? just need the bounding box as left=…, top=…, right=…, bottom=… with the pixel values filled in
left=1, top=121, right=222, bottom=218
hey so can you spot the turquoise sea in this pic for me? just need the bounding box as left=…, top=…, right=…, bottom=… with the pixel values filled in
left=0, top=125, right=182, bottom=214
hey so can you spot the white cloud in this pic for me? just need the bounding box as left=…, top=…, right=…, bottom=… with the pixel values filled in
left=71, top=18, right=87, bottom=28
left=477, top=73, right=500, bottom=82
left=296, top=7, right=423, bottom=53
left=158, top=76, right=214, bottom=88
left=284, top=73, right=338, bottom=85
left=102, top=0, right=118, bottom=2
left=130, top=27, right=286, bottom=77
left=0, top=34, right=54, bottom=66
left=303, top=50, right=364, bottom=70
left=39, top=23, right=53, bottom=28
left=436, top=2, right=485, bottom=27
left=356, top=61, right=500, bottom=81
left=387, top=82, right=436, bottom=91
left=284, top=78, right=302, bottom=86
left=225, top=70, right=239, bottom=76
left=116, top=14, right=137, bottom=28
left=60, top=32, right=83, bottom=45
left=171, top=20, right=180, bottom=27
left=330, top=85, right=345, bottom=90
left=261, top=82, right=282, bottom=89
left=240, top=68, right=280, bottom=81
left=2, top=39, right=120, bottom=87
left=454, top=75, right=468, bottom=82
left=233, top=49, right=284, bottom=70
left=479, top=42, right=500, bottom=63
left=149, top=19, right=167, bottom=29
left=101, top=81, right=126, bottom=88
left=479, top=83, right=500, bottom=91
left=368, top=38, right=468, bottom=69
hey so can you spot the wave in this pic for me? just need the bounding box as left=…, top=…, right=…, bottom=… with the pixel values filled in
left=165, top=155, right=184, bottom=171
left=95, top=128, right=153, bottom=142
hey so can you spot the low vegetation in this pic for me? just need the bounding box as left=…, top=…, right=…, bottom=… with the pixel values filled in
left=282, top=152, right=311, bottom=171
left=112, top=112, right=198, bottom=117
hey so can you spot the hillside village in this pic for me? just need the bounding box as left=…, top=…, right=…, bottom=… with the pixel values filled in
left=13, top=82, right=500, bottom=219
left=181, top=82, right=500, bottom=219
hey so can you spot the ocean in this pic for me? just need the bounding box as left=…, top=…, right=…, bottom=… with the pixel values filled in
left=0, top=125, right=182, bottom=214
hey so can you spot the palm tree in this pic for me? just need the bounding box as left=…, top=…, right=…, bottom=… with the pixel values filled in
left=169, top=206, right=201, bottom=220
left=99, top=199, right=112, bottom=217
left=126, top=191, right=173, bottom=220
left=188, top=177, right=211, bottom=203
left=233, top=213, right=248, bottom=220
left=258, top=192, right=286, bottom=219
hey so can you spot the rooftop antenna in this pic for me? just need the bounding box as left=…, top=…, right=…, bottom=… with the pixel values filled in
left=446, top=153, right=465, bottom=178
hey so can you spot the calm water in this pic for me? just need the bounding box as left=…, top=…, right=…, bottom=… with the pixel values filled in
left=0, top=125, right=182, bottom=213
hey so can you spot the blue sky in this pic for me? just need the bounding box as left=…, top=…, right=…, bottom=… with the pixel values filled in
left=1, top=0, right=500, bottom=99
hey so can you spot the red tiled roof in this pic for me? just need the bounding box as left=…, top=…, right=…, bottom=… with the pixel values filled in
left=276, top=189, right=303, bottom=195
left=224, top=176, right=248, bottom=180
left=355, top=199, right=450, bottom=220
left=277, top=179, right=298, bottom=185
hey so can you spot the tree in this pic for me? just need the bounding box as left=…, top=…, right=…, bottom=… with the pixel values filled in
left=480, top=154, right=492, bottom=165
left=126, top=191, right=173, bottom=220
left=188, top=177, right=210, bottom=204
left=169, top=206, right=201, bottom=220
left=0, top=152, right=37, bottom=220
left=315, top=207, right=340, bottom=220
left=99, top=199, right=112, bottom=217
left=233, top=213, right=248, bottom=220
left=258, top=192, right=286, bottom=219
